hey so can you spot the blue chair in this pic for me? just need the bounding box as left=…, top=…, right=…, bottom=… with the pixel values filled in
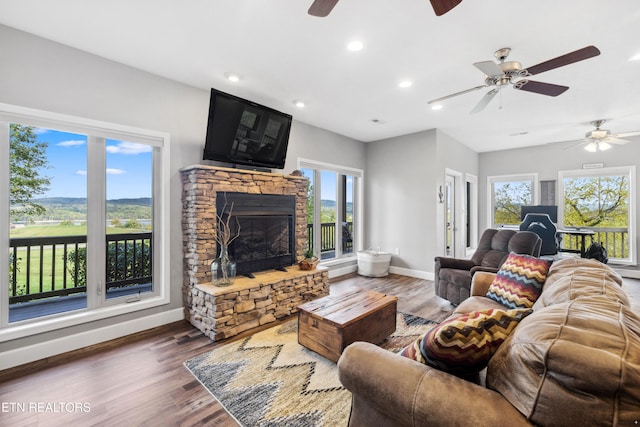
left=520, top=213, right=558, bottom=256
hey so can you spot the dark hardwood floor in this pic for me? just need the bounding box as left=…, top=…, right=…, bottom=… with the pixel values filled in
left=0, top=273, right=638, bottom=426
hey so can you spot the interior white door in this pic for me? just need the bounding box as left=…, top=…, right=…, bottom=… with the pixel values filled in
left=445, top=174, right=456, bottom=256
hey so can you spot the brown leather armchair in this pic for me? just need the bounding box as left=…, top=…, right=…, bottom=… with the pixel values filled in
left=434, top=229, right=541, bottom=305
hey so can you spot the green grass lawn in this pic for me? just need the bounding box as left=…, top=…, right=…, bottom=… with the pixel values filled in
left=9, top=223, right=151, bottom=297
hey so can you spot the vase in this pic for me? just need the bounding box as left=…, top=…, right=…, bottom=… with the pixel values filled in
left=210, top=245, right=237, bottom=287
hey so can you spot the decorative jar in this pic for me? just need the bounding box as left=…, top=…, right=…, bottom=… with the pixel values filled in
left=210, top=245, right=237, bottom=287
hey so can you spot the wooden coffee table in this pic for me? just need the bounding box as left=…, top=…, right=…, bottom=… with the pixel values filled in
left=297, top=289, right=398, bottom=362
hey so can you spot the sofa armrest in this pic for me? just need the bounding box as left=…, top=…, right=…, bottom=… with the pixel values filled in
left=470, top=271, right=497, bottom=296
left=434, top=256, right=475, bottom=270
left=338, top=342, right=530, bottom=427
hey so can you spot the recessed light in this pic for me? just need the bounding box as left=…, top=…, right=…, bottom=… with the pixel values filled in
left=629, top=53, right=640, bottom=61
left=431, top=104, right=443, bottom=111
left=347, top=40, right=364, bottom=52
left=293, top=100, right=305, bottom=108
left=225, top=73, right=241, bottom=82
left=398, top=80, right=413, bottom=88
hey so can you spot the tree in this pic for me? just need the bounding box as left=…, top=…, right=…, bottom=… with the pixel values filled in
left=563, top=175, right=628, bottom=227
left=493, top=181, right=532, bottom=225
left=10, top=124, right=50, bottom=221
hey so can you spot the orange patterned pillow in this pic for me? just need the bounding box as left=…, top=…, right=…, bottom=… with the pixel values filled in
left=486, top=252, right=550, bottom=309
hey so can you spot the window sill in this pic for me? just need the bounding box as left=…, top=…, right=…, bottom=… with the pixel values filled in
left=0, top=294, right=170, bottom=343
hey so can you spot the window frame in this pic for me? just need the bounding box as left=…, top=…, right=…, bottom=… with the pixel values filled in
left=298, top=158, right=363, bottom=265
left=558, top=165, right=636, bottom=265
left=487, top=173, right=538, bottom=228
left=0, top=103, right=171, bottom=341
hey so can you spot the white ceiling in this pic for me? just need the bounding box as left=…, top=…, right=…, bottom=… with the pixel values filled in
left=1, top=0, right=640, bottom=152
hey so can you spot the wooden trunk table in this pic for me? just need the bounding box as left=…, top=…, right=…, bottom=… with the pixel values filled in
left=297, top=289, right=398, bottom=362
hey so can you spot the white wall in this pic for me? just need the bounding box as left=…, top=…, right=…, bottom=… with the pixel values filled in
left=0, top=24, right=364, bottom=357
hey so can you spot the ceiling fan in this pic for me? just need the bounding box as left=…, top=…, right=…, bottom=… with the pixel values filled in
left=567, top=120, right=640, bottom=152
left=428, top=46, right=601, bottom=114
left=308, top=0, right=462, bottom=17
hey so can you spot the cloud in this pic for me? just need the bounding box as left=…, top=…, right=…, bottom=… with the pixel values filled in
left=106, top=141, right=152, bottom=155
left=75, top=169, right=125, bottom=176
left=57, top=140, right=86, bottom=147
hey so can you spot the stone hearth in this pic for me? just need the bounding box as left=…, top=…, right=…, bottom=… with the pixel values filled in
left=180, top=165, right=329, bottom=340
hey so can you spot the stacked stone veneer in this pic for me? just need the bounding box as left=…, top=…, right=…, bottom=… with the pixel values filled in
left=180, top=165, right=329, bottom=340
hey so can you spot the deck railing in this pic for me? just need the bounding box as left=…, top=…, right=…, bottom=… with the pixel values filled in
left=560, top=227, right=628, bottom=259
left=307, top=222, right=353, bottom=255
left=9, top=232, right=152, bottom=304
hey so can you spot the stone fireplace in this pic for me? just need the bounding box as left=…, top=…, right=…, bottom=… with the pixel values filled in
left=180, top=165, right=329, bottom=340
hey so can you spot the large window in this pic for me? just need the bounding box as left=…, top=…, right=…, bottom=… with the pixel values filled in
left=1, top=104, right=170, bottom=340
left=488, top=174, right=537, bottom=228
left=299, top=159, right=362, bottom=262
left=559, top=166, right=635, bottom=263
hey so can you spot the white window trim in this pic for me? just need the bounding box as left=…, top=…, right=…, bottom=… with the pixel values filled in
left=298, top=158, right=364, bottom=266
left=558, top=165, right=636, bottom=265
left=465, top=173, right=478, bottom=257
left=487, top=173, right=538, bottom=229
left=0, top=103, right=171, bottom=342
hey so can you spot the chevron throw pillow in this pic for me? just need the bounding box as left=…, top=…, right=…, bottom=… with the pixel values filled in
left=486, top=252, right=551, bottom=309
left=412, top=308, right=532, bottom=374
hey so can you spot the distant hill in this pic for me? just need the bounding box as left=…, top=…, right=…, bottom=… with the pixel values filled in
left=36, top=197, right=151, bottom=206
left=14, top=197, right=153, bottom=221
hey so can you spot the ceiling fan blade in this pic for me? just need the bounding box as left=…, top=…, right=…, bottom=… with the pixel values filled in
left=616, top=131, right=640, bottom=138
left=470, top=89, right=499, bottom=114
left=524, top=45, right=601, bottom=76
left=430, top=0, right=463, bottom=16
left=606, top=137, right=631, bottom=145
left=514, top=80, right=569, bottom=96
left=473, top=61, right=503, bottom=77
left=562, top=140, right=588, bottom=151
left=428, top=85, right=487, bottom=104
left=308, top=0, right=339, bottom=17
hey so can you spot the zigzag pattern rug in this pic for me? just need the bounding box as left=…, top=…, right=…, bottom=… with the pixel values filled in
left=184, top=312, right=441, bottom=427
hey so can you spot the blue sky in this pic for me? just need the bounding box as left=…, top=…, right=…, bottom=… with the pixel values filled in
left=36, top=128, right=152, bottom=199
left=301, top=169, right=354, bottom=202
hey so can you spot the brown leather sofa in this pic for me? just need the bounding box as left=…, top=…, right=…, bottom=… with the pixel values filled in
left=338, top=258, right=640, bottom=426
left=434, top=229, right=542, bottom=305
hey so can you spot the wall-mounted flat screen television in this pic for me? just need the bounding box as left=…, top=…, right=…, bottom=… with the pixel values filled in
left=203, top=88, right=292, bottom=169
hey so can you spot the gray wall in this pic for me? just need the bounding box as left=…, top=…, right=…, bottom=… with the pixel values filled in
left=0, top=24, right=364, bottom=352
left=365, top=129, right=478, bottom=276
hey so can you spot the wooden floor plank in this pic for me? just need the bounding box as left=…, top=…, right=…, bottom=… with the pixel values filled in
left=1, top=272, right=638, bottom=426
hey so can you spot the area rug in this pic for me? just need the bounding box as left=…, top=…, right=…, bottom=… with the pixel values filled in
left=184, top=312, right=441, bottom=427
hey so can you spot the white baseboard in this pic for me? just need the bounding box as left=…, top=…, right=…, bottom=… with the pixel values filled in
left=389, top=266, right=434, bottom=281
left=328, top=264, right=358, bottom=279
left=329, top=264, right=434, bottom=281
left=1, top=308, right=184, bottom=371
left=615, top=268, right=640, bottom=279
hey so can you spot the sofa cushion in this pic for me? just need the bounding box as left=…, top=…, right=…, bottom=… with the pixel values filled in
left=486, top=252, right=550, bottom=309
left=533, top=257, right=628, bottom=309
left=486, top=295, right=640, bottom=426
left=400, top=308, right=532, bottom=375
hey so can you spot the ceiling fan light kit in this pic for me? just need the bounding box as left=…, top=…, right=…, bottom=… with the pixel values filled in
left=562, top=119, right=640, bottom=152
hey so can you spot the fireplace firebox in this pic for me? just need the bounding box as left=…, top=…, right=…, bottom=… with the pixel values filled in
left=217, top=192, right=296, bottom=277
